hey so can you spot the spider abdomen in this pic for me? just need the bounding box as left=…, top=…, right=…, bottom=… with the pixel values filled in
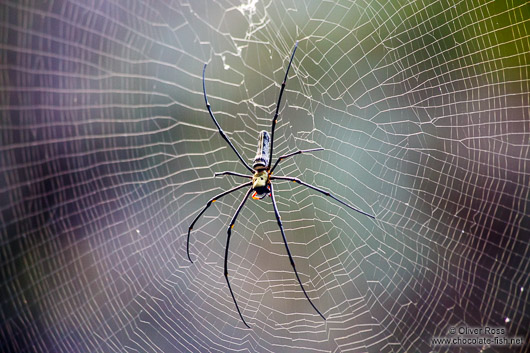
left=253, top=130, right=270, bottom=170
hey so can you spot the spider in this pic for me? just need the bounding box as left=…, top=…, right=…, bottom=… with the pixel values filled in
left=187, top=41, right=375, bottom=328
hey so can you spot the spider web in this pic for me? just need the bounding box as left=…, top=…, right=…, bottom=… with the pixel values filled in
left=1, top=0, right=528, bottom=352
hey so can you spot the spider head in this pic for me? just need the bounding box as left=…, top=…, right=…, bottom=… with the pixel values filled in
left=252, top=170, right=270, bottom=200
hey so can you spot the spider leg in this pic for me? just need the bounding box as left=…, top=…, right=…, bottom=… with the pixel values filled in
left=269, top=183, right=326, bottom=321
left=224, top=187, right=253, bottom=328
left=268, top=41, right=298, bottom=170
left=203, top=64, right=253, bottom=173
left=187, top=181, right=252, bottom=263
left=270, top=147, right=324, bottom=173
left=271, top=176, right=375, bottom=219
left=214, top=171, right=252, bottom=179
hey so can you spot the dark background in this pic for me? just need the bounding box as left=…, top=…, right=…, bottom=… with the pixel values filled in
left=1, top=0, right=528, bottom=352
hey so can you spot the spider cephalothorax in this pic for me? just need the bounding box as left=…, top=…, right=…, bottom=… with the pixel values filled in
left=251, top=169, right=270, bottom=200
left=187, top=41, right=375, bottom=328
